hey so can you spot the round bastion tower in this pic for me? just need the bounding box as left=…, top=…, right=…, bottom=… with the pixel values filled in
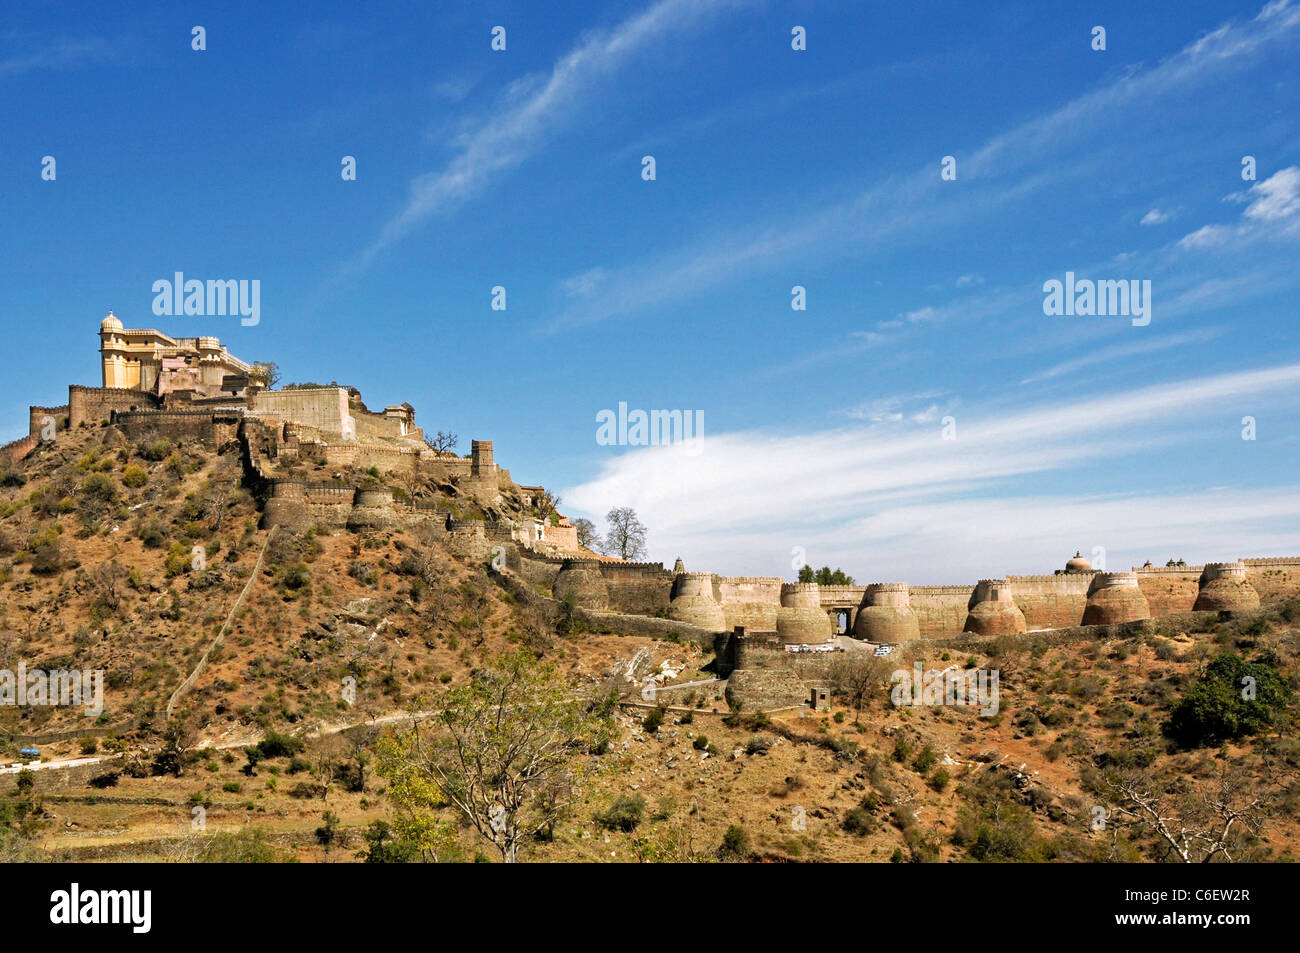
left=667, top=572, right=727, bottom=631
left=553, top=559, right=610, bottom=611
left=964, top=579, right=1027, bottom=636
left=775, top=582, right=833, bottom=644
left=1193, top=562, right=1260, bottom=612
left=1081, top=572, right=1151, bottom=625
left=853, top=583, right=920, bottom=642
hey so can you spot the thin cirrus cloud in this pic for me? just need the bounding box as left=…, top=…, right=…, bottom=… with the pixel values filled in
left=0, top=37, right=114, bottom=78
left=337, top=0, right=754, bottom=278
left=547, top=0, right=1300, bottom=332
left=1018, top=328, right=1224, bottom=384
left=562, top=360, right=1300, bottom=581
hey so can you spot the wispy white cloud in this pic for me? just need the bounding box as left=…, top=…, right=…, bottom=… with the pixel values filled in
left=1179, top=166, right=1300, bottom=248
left=1019, top=328, right=1223, bottom=384
left=341, top=0, right=753, bottom=274
left=563, top=361, right=1300, bottom=581
left=1141, top=208, right=1171, bottom=225
left=0, top=37, right=114, bottom=78
left=547, top=1, right=1300, bottom=331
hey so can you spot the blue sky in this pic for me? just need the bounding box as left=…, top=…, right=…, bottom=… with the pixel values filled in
left=2, top=0, right=1298, bottom=582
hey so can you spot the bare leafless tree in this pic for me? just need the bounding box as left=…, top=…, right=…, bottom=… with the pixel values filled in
left=428, top=431, right=458, bottom=454
left=572, top=517, right=600, bottom=551
left=830, top=652, right=892, bottom=724
left=1100, top=767, right=1272, bottom=862
left=205, top=457, right=241, bottom=532
left=603, top=506, right=647, bottom=561
left=88, top=561, right=131, bottom=612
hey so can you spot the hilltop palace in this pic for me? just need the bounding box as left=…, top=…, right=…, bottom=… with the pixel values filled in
left=4, top=314, right=1298, bottom=710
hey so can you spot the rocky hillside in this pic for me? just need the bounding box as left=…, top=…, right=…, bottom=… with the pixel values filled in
left=0, top=422, right=1296, bottom=863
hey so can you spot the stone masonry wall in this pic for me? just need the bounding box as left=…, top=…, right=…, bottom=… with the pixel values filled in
left=1007, top=573, right=1093, bottom=629
left=910, top=585, right=971, bottom=637
left=599, top=563, right=674, bottom=616
left=1243, top=558, right=1300, bottom=604
left=68, top=386, right=159, bottom=429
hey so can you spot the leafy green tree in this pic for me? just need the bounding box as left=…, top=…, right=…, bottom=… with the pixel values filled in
left=376, top=649, right=611, bottom=862
left=1167, top=652, right=1291, bottom=746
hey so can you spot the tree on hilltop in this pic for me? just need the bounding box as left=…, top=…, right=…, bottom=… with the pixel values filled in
left=573, top=518, right=600, bottom=551
left=603, top=506, right=647, bottom=561
left=798, top=565, right=855, bottom=585
left=535, top=489, right=561, bottom=524
left=427, top=431, right=458, bottom=454
left=248, top=361, right=280, bottom=389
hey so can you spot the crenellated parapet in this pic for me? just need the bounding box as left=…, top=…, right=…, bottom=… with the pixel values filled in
left=554, top=558, right=611, bottom=611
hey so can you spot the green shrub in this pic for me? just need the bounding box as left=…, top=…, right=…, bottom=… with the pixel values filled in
left=142, top=438, right=173, bottom=462
left=912, top=744, right=938, bottom=773
left=718, top=824, right=751, bottom=860
left=81, top=472, right=118, bottom=503
left=892, top=735, right=913, bottom=763
left=596, top=794, right=646, bottom=832
left=164, top=542, right=191, bottom=577
left=843, top=806, right=877, bottom=835
left=928, top=767, right=951, bottom=792
left=139, top=519, right=167, bottom=549
left=121, top=464, right=148, bottom=488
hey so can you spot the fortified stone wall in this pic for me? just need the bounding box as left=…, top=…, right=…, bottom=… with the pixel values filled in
left=776, top=582, right=834, bottom=643
left=352, top=408, right=406, bottom=443
left=599, top=562, right=674, bottom=616
left=717, top=576, right=782, bottom=630
left=722, top=628, right=841, bottom=710
left=249, top=388, right=350, bottom=435
left=1006, top=574, right=1093, bottom=630
left=1243, top=558, right=1300, bottom=604
left=68, top=386, right=159, bottom=429
left=516, top=552, right=564, bottom=592
left=0, top=433, right=39, bottom=467
left=28, top=404, right=70, bottom=436
left=910, top=585, right=971, bottom=636
left=1134, top=567, right=1201, bottom=616
left=113, top=409, right=241, bottom=448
